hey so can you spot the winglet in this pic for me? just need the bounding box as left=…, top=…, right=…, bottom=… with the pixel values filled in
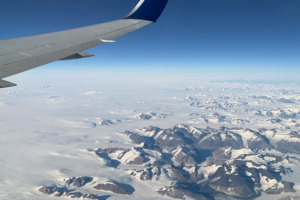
left=124, top=0, right=168, bottom=22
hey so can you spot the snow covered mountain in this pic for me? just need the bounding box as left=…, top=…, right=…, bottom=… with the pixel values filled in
left=1, top=73, right=300, bottom=200
left=38, top=124, right=300, bottom=199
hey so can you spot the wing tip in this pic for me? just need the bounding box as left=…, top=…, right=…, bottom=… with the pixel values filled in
left=0, top=79, right=17, bottom=88
left=124, top=0, right=168, bottom=22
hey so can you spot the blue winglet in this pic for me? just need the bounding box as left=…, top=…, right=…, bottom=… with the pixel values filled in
left=124, top=0, right=168, bottom=22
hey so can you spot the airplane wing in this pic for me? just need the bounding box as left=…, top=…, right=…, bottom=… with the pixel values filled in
left=0, top=0, right=168, bottom=88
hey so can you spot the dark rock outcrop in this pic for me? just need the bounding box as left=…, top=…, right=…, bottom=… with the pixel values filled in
left=276, top=140, right=300, bottom=154
left=38, top=186, right=109, bottom=200
left=94, top=182, right=135, bottom=195
left=158, top=182, right=211, bottom=200
left=65, top=176, right=93, bottom=187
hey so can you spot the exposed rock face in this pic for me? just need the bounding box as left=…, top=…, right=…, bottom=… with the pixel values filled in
left=276, top=140, right=300, bottom=154
left=282, top=181, right=296, bottom=193
left=130, top=166, right=163, bottom=181
left=96, top=147, right=149, bottom=166
left=39, top=177, right=133, bottom=199
left=39, top=186, right=63, bottom=196
left=197, top=130, right=244, bottom=150
left=94, top=182, right=135, bottom=195
left=135, top=112, right=167, bottom=120
left=137, top=113, right=152, bottom=120
left=208, top=163, right=259, bottom=198
left=40, top=123, right=298, bottom=200
left=64, top=176, right=93, bottom=187
left=158, top=185, right=185, bottom=200
left=127, top=125, right=273, bottom=153
left=211, top=147, right=232, bottom=165
left=158, top=182, right=210, bottom=200
left=117, top=125, right=296, bottom=199
left=243, top=129, right=272, bottom=149
left=265, top=181, right=296, bottom=194
left=95, top=148, right=126, bottom=168
left=38, top=186, right=108, bottom=199
left=172, top=146, right=199, bottom=166
left=122, top=130, right=155, bottom=146
left=98, top=120, right=114, bottom=126
left=96, top=147, right=127, bottom=155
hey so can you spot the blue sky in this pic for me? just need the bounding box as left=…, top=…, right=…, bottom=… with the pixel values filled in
left=1, top=0, right=300, bottom=77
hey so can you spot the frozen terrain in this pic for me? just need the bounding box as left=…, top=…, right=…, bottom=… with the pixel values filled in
left=0, top=69, right=300, bottom=200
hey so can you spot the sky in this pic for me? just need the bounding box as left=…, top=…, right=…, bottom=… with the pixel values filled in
left=1, top=0, right=300, bottom=78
